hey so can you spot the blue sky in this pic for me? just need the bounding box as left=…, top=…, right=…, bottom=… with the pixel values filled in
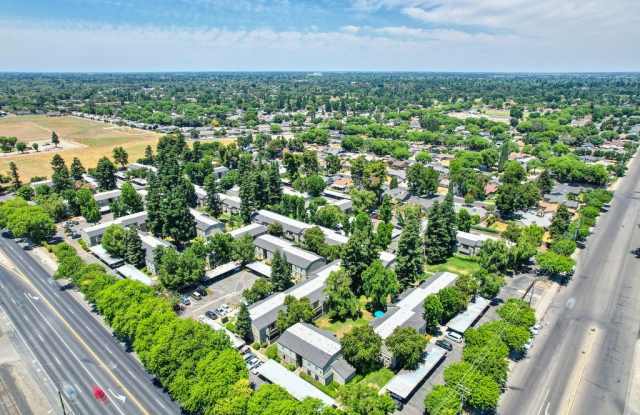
left=1, top=0, right=639, bottom=72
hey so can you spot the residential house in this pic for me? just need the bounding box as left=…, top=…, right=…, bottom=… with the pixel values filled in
left=277, top=323, right=356, bottom=385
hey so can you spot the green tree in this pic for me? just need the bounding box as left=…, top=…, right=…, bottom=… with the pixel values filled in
left=385, top=327, right=427, bottom=369
left=203, top=174, right=222, bottom=217
left=473, top=269, right=504, bottom=299
left=425, top=197, right=457, bottom=264
left=236, top=302, right=252, bottom=342
left=342, top=213, right=378, bottom=293
left=51, top=131, right=59, bottom=147
left=50, top=154, right=72, bottom=192
left=271, top=251, right=293, bottom=291
left=379, top=195, right=393, bottom=224
left=76, top=188, right=101, bottom=223
left=407, top=163, right=439, bottom=197
left=124, top=227, right=144, bottom=267
left=478, top=239, right=510, bottom=273
left=340, top=325, right=382, bottom=373
left=324, top=268, right=360, bottom=321
left=302, top=226, right=326, bottom=255
left=112, top=146, right=129, bottom=169
left=276, top=296, right=314, bottom=333
left=537, top=169, right=554, bottom=194
left=536, top=251, right=575, bottom=278
left=424, top=385, right=461, bottom=415
left=16, top=185, right=34, bottom=201
left=457, top=208, right=472, bottom=232
left=325, top=154, right=341, bottom=175
left=438, top=287, right=467, bottom=322
left=337, top=383, right=395, bottom=415
left=268, top=161, right=282, bottom=205
left=8, top=162, right=20, bottom=190
left=443, top=362, right=500, bottom=413
left=362, top=260, right=399, bottom=311
left=95, top=156, right=117, bottom=190
left=161, top=189, right=197, bottom=248
left=423, top=294, right=444, bottom=333
left=242, top=279, right=273, bottom=304
left=120, top=182, right=144, bottom=214
left=497, top=298, right=536, bottom=328
left=304, top=174, right=326, bottom=197
left=549, top=204, right=572, bottom=239
left=313, top=205, right=344, bottom=229
left=70, top=157, right=86, bottom=181
left=395, top=211, right=424, bottom=287
left=102, top=224, right=127, bottom=257
left=233, top=235, right=255, bottom=265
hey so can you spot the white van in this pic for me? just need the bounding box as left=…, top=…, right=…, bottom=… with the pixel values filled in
left=446, top=331, right=463, bottom=343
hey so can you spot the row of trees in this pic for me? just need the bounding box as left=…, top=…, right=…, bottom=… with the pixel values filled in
left=424, top=299, right=535, bottom=414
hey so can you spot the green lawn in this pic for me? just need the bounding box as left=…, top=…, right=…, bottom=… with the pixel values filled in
left=358, top=368, right=395, bottom=390
left=316, top=315, right=371, bottom=338
left=425, top=254, right=481, bottom=277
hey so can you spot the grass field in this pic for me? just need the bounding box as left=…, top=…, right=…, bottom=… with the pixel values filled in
left=425, top=254, right=481, bottom=277
left=0, top=115, right=161, bottom=181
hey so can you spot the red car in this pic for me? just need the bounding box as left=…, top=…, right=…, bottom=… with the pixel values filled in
left=92, top=386, right=108, bottom=402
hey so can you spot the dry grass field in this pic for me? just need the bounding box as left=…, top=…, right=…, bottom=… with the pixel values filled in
left=0, top=115, right=161, bottom=180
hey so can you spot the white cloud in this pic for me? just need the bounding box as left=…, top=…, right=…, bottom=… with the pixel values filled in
left=0, top=18, right=638, bottom=72
left=341, top=25, right=361, bottom=33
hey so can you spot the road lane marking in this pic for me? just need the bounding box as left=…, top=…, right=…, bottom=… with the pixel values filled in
left=24, top=295, right=128, bottom=415
left=5, top=265, right=149, bottom=415
left=561, top=327, right=599, bottom=415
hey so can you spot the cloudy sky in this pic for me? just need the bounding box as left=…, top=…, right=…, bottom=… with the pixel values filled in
left=1, top=0, right=639, bottom=72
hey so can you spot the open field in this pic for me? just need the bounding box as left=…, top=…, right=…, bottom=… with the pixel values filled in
left=0, top=115, right=161, bottom=180
left=425, top=254, right=481, bottom=277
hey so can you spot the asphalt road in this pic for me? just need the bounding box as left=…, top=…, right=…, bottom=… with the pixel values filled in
left=0, top=236, right=180, bottom=415
left=499, top=157, right=640, bottom=415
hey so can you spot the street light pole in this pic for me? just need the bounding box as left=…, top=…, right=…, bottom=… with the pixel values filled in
left=58, top=390, right=68, bottom=415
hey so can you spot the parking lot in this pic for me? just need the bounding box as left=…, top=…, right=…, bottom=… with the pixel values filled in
left=181, top=269, right=260, bottom=319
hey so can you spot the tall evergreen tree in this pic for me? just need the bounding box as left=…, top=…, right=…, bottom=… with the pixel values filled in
left=70, top=157, right=86, bottom=181
left=268, top=161, right=283, bottom=205
left=236, top=303, right=252, bottom=342
left=425, top=202, right=452, bottom=264
left=125, top=227, right=144, bottom=267
left=160, top=189, right=197, bottom=248
left=8, top=162, right=20, bottom=190
left=498, top=139, right=510, bottom=171
left=95, top=157, right=117, bottom=190
left=342, top=213, right=379, bottom=294
left=141, top=145, right=155, bottom=165
left=379, top=195, right=393, bottom=224
left=537, top=169, right=554, bottom=195
left=145, top=172, right=164, bottom=236
left=50, top=154, right=72, bottom=192
left=239, top=170, right=258, bottom=223
left=549, top=204, right=572, bottom=239
left=51, top=131, right=59, bottom=147
left=203, top=174, right=222, bottom=217
left=271, top=251, right=293, bottom=291
left=395, top=211, right=425, bottom=287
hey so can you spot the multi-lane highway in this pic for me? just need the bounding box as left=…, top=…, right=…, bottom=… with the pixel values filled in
left=499, top=156, right=640, bottom=415
left=0, top=235, right=180, bottom=415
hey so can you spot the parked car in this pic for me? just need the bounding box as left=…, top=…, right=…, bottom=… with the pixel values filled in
left=205, top=310, right=218, bottom=320
left=191, top=291, right=202, bottom=301
left=70, top=232, right=81, bottom=239
left=490, top=297, right=503, bottom=306
left=180, top=296, right=191, bottom=306
left=435, top=339, right=453, bottom=351
left=446, top=331, right=464, bottom=343
left=196, top=285, right=208, bottom=296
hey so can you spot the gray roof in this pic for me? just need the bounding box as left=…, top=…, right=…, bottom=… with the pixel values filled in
left=249, top=261, right=341, bottom=330
left=384, top=345, right=446, bottom=401
left=229, top=223, right=267, bottom=239
left=447, top=296, right=490, bottom=334
left=253, top=209, right=311, bottom=235
left=332, top=357, right=356, bottom=380
left=277, top=323, right=341, bottom=368
left=255, top=234, right=325, bottom=271
left=256, top=360, right=336, bottom=407
left=89, top=245, right=124, bottom=268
